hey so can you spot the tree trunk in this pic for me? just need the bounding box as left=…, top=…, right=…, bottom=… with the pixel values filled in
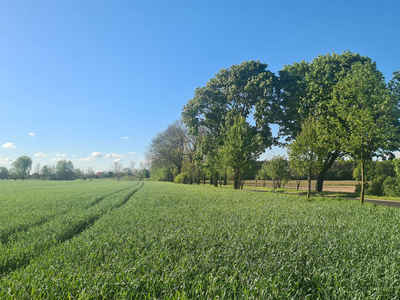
left=307, top=172, right=311, bottom=199
left=224, top=172, right=227, bottom=186
left=233, top=169, right=240, bottom=190
left=315, top=151, right=340, bottom=192
left=360, top=159, right=365, bottom=204
left=213, top=171, right=218, bottom=187
left=273, top=178, right=275, bottom=193
left=296, top=179, right=301, bottom=191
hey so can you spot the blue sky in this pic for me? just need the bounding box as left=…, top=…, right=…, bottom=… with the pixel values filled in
left=1, top=0, right=399, bottom=172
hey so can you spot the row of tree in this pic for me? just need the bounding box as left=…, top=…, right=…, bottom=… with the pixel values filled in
left=0, top=157, right=150, bottom=181
left=146, top=51, right=400, bottom=204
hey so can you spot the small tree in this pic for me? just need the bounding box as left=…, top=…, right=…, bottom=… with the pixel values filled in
left=288, top=118, right=326, bottom=198
left=220, top=116, right=263, bottom=190
left=258, top=155, right=291, bottom=193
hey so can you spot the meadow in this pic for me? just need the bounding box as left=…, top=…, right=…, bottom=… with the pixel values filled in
left=1, top=180, right=400, bottom=299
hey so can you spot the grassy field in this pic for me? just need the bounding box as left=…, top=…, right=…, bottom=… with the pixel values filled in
left=1, top=180, right=400, bottom=298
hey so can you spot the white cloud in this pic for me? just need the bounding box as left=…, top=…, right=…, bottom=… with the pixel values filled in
left=71, top=155, right=76, bottom=158
left=2, top=142, right=15, bottom=149
left=55, top=153, right=67, bottom=157
left=29, top=133, right=35, bottom=136
left=0, top=157, right=14, bottom=164
left=122, top=137, right=129, bottom=140
left=90, top=152, right=104, bottom=158
left=125, top=152, right=136, bottom=155
left=77, top=157, right=94, bottom=162
left=114, top=158, right=123, bottom=162
left=34, top=152, right=48, bottom=157
left=105, top=153, right=124, bottom=158
left=51, top=158, right=61, bottom=162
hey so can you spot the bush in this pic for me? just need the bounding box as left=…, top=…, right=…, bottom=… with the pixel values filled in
left=174, top=173, right=189, bottom=184
left=367, top=175, right=387, bottom=196
left=383, top=177, right=400, bottom=197
left=355, top=182, right=370, bottom=195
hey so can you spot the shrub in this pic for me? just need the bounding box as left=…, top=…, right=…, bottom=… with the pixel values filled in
left=174, top=173, right=189, bottom=184
left=367, top=175, right=387, bottom=196
left=383, top=177, right=400, bottom=197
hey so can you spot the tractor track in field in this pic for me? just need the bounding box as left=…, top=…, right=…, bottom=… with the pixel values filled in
left=0, top=183, right=144, bottom=277
left=56, top=182, right=144, bottom=244
left=0, top=185, right=136, bottom=245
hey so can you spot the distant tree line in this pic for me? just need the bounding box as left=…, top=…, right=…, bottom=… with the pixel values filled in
left=145, top=51, right=400, bottom=204
left=0, top=157, right=150, bottom=181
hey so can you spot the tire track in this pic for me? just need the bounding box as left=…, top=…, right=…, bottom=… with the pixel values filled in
left=0, top=183, right=144, bottom=277
left=0, top=185, right=138, bottom=245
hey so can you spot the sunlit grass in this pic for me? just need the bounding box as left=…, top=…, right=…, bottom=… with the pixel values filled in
left=1, top=181, right=400, bottom=298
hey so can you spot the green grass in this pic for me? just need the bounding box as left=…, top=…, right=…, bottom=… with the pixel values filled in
left=1, top=181, right=400, bottom=298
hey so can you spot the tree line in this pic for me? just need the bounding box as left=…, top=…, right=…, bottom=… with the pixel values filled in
left=145, top=51, right=400, bottom=204
left=0, top=157, right=150, bottom=181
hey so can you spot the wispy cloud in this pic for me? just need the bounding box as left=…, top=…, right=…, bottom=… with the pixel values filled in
left=29, top=133, right=35, bottom=136
left=55, top=153, right=67, bottom=157
left=121, top=137, right=129, bottom=140
left=0, top=157, right=14, bottom=164
left=114, top=158, right=123, bottom=162
left=105, top=153, right=124, bottom=158
left=77, top=158, right=86, bottom=162
left=50, top=158, right=61, bottom=162
left=34, top=152, right=48, bottom=157
left=71, top=155, right=76, bottom=158
left=2, top=142, right=15, bottom=149
left=125, top=152, right=136, bottom=155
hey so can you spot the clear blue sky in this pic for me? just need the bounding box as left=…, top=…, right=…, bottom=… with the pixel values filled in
left=1, top=0, right=399, bottom=172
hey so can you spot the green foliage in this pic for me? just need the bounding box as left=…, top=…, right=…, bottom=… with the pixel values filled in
left=367, top=175, right=387, bottom=196
left=382, top=177, right=400, bottom=197
left=220, top=116, right=263, bottom=189
left=0, top=167, right=9, bottom=180
left=258, top=155, right=290, bottom=188
left=174, top=172, right=189, bottom=184
left=11, top=156, right=32, bottom=180
left=288, top=118, right=325, bottom=176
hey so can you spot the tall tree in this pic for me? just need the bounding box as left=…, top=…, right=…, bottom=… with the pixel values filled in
left=145, top=119, right=187, bottom=179
left=0, top=167, right=9, bottom=180
left=278, top=52, right=375, bottom=192
left=331, top=62, right=400, bottom=204
left=11, top=156, right=32, bottom=180
left=112, top=162, right=122, bottom=181
left=182, top=61, right=278, bottom=184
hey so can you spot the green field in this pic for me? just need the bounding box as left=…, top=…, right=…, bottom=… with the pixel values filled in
left=1, top=180, right=400, bottom=299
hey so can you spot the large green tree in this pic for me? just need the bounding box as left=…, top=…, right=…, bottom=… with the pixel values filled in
left=11, top=156, right=32, bottom=180
left=331, top=62, right=400, bottom=204
left=278, top=52, right=375, bottom=192
left=182, top=61, right=278, bottom=183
